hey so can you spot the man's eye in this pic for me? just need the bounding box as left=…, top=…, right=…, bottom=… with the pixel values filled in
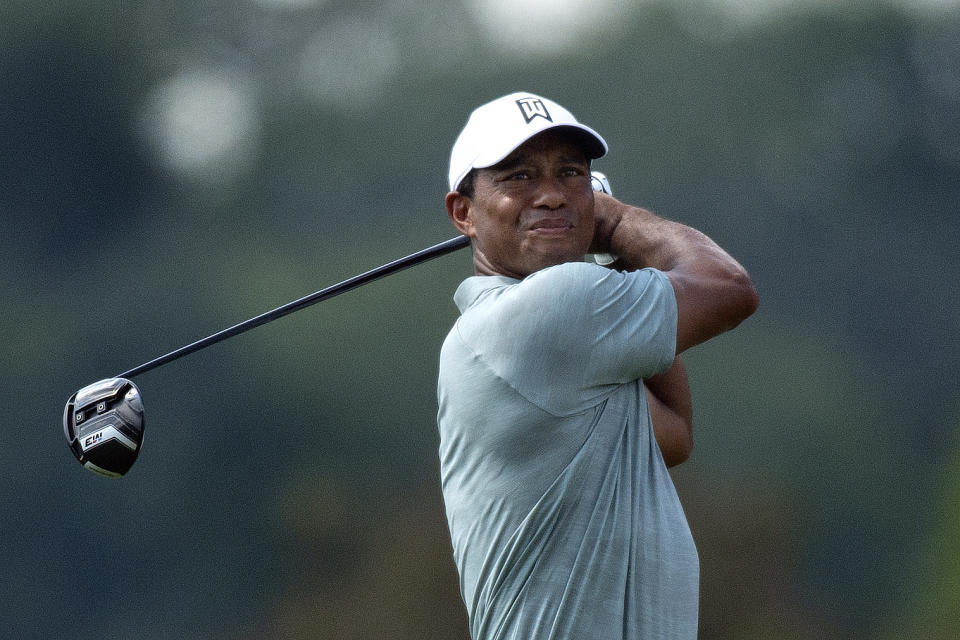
left=506, top=172, right=529, bottom=181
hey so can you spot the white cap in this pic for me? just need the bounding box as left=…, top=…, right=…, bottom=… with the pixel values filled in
left=448, top=92, right=608, bottom=191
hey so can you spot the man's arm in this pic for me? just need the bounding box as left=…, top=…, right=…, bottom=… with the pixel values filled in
left=591, top=193, right=759, bottom=354
left=645, top=356, right=693, bottom=467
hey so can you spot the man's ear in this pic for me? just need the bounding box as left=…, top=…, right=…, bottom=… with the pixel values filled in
left=445, top=191, right=475, bottom=237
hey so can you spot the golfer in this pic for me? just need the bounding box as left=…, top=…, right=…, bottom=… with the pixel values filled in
left=436, top=92, right=758, bottom=639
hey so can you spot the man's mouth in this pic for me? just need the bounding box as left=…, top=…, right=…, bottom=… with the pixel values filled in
left=529, top=218, right=573, bottom=233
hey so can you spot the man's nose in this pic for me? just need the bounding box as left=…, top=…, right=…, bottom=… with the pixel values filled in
left=531, top=177, right=565, bottom=209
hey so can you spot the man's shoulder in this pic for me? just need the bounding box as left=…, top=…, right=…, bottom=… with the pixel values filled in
left=455, top=263, right=670, bottom=319
left=513, top=261, right=608, bottom=296
left=453, top=274, right=517, bottom=313
left=471, top=262, right=605, bottom=309
left=530, top=260, right=603, bottom=282
left=526, top=261, right=668, bottom=297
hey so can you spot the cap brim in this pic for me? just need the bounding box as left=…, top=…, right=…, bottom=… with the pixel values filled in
left=472, top=123, right=607, bottom=171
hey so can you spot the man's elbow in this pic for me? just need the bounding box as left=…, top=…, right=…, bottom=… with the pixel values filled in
left=671, top=265, right=759, bottom=353
left=721, top=268, right=759, bottom=331
left=664, top=435, right=694, bottom=468
left=733, top=270, right=759, bottom=322
left=661, top=416, right=694, bottom=468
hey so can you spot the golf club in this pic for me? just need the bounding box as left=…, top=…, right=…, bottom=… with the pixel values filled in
left=64, top=234, right=470, bottom=478
left=64, top=171, right=614, bottom=478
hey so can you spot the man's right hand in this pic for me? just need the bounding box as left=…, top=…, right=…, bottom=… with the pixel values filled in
left=589, top=191, right=626, bottom=257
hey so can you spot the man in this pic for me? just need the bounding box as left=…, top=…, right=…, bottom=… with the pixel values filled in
left=437, top=92, right=758, bottom=639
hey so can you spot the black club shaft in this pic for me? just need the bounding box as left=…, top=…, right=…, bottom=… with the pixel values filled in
left=118, top=235, right=470, bottom=379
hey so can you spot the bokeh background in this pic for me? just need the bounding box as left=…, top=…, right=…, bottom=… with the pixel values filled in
left=3, top=0, right=959, bottom=637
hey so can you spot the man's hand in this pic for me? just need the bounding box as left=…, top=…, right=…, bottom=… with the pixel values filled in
left=589, top=191, right=625, bottom=257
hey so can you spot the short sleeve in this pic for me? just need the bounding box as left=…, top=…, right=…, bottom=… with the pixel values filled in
left=455, top=262, right=677, bottom=415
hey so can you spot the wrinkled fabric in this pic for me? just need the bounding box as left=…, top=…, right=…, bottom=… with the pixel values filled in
left=438, top=262, right=698, bottom=640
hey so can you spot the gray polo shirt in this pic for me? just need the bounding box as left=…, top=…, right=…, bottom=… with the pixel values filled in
left=437, top=261, right=698, bottom=640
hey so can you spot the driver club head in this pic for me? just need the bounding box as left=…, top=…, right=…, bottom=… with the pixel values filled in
left=64, top=377, right=145, bottom=478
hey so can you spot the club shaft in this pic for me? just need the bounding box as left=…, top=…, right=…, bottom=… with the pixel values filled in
left=118, top=235, right=470, bottom=379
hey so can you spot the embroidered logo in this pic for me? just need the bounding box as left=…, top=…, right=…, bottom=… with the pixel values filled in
left=516, top=97, right=552, bottom=124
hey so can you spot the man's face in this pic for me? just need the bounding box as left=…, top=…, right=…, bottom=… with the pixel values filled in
left=450, top=130, right=595, bottom=279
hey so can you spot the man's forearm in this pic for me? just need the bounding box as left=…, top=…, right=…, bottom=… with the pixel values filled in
left=593, top=195, right=737, bottom=273
left=592, top=193, right=759, bottom=353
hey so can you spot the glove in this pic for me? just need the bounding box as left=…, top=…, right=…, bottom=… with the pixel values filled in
left=589, top=171, right=617, bottom=266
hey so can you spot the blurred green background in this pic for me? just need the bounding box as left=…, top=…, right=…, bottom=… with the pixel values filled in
left=3, top=0, right=958, bottom=637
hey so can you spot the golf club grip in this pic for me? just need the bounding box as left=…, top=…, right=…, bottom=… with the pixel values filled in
left=118, top=235, right=470, bottom=379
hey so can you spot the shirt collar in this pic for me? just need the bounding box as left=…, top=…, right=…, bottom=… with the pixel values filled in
left=453, top=275, right=518, bottom=313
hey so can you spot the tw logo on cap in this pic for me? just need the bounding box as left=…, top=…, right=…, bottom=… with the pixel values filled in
left=516, top=98, right=552, bottom=124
